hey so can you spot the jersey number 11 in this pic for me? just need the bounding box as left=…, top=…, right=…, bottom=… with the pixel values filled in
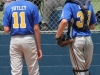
left=12, top=12, right=26, bottom=28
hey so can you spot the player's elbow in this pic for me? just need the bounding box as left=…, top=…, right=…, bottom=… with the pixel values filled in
left=4, top=30, right=10, bottom=33
left=89, top=24, right=95, bottom=30
left=61, top=19, right=68, bottom=25
left=59, top=19, right=68, bottom=28
left=34, top=24, right=40, bottom=32
left=4, top=26, right=10, bottom=33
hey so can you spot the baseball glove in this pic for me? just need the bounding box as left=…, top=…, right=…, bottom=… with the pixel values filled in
left=55, top=34, right=73, bottom=47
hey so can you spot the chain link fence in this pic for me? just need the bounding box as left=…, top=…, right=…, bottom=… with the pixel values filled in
left=0, top=0, right=100, bottom=31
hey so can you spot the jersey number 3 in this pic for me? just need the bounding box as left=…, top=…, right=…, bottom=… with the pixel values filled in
left=76, top=11, right=91, bottom=28
left=12, top=12, right=26, bottom=28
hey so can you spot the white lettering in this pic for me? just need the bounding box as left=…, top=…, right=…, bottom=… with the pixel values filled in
left=12, top=6, right=27, bottom=11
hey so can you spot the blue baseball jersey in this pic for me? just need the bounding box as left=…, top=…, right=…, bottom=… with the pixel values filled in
left=2, top=1, right=42, bottom=36
left=60, top=2, right=97, bottom=38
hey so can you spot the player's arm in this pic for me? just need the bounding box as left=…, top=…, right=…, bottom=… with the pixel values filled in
left=3, top=26, right=10, bottom=33
left=89, top=4, right=97, bottom=30
left=34, top=24, right=42, bottom=60
left=34, top=24, right=41, bottom=50
left=89, top=24, right=95, bottom=30
left=32, top=5, right=42, bottom=60
left=2, top=6, right=10, bottom=33
left=55, top=3, right=71, bottom=38
left=55, top=19, right=68, bottom=38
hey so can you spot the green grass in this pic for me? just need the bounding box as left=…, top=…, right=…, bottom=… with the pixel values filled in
left=91, top=1, right=100, bottom=13
left=95, top=24, right=100, bottom=30
left=0, top=11, right=3, bottom=25
left=91, top=1, right=100, bottom=30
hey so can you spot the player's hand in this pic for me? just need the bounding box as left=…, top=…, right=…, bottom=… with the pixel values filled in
left=55, top=34, right=74, bottom=47
left=37, top=49, right=42, bottom=60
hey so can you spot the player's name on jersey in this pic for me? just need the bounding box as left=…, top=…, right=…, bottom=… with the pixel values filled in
left=12, top=6, right=27, bottom=11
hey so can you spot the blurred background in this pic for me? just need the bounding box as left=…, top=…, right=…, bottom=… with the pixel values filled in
left=0, top=0, right=100, bottom=31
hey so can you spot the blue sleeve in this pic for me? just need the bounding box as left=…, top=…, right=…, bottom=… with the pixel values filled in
left=32, top=6, right=42, bottom=25
left=2, top=7, right=10, bottom=27
left=89, top=4, right=97, bottom=25
left=60, top=3, right=72, bottom=22
left=38, top=12, right=42, bottom=23
left=3, top=3, right=10, bottom=11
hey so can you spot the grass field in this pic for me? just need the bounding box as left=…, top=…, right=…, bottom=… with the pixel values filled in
left=92, top=0, right=100, bottom=13
left=0, top=11, right=3, bottom=26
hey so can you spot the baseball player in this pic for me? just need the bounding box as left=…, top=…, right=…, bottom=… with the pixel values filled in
left=2, top=0, right=42, bottom=75
left=55, top=0, right=97, bottom=75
